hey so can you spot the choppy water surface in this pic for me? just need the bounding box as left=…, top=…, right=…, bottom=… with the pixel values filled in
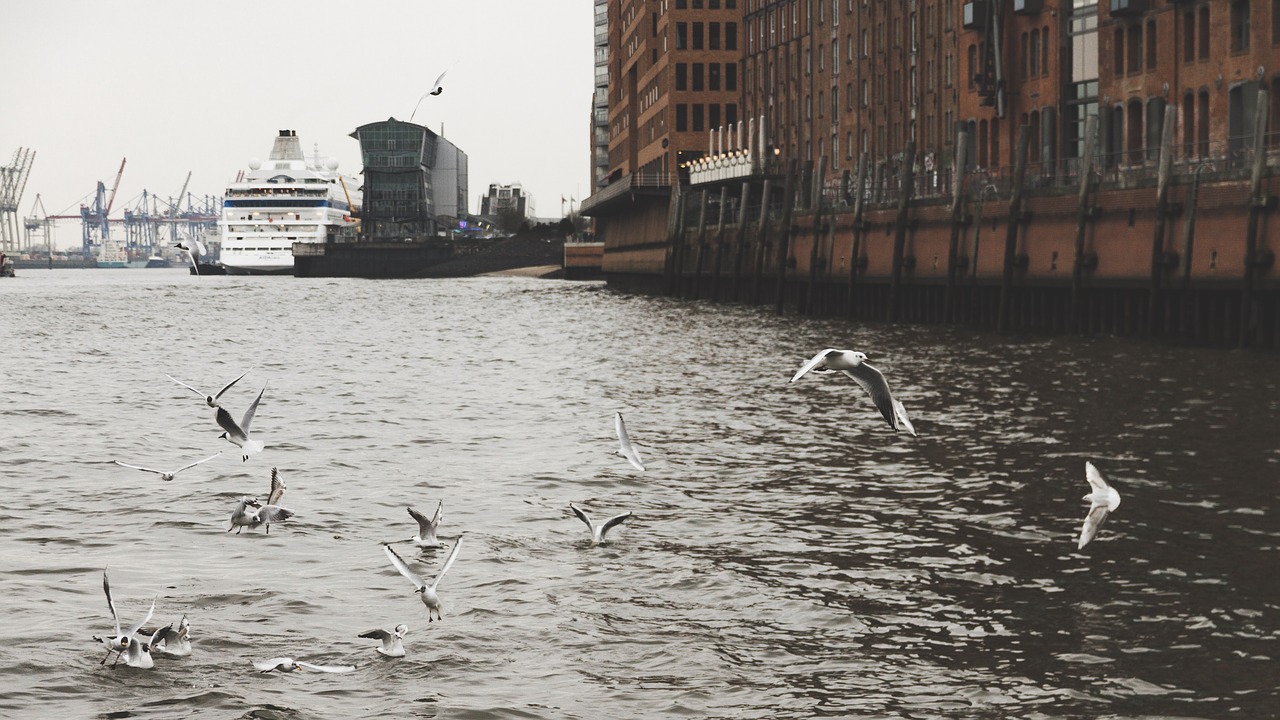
left=1, top=269, right=1276, bottom=719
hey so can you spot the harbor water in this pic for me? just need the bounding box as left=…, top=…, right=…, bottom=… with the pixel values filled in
left=1, top=269, right=1276, bottom=719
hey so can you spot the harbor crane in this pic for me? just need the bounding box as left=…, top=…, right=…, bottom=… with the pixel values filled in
left=0, top=147, right=35, bottom=252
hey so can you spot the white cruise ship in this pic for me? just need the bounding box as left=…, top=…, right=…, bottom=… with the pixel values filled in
left=219, top=130, right=361, bottom=274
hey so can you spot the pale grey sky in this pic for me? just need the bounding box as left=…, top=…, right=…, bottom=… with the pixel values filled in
left=1, top=1, right=594, bottom=249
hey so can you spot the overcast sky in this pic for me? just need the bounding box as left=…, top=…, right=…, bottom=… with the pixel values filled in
left=1, top=1, right=594, bottom=249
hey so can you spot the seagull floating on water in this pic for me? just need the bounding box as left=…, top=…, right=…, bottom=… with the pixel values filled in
left=228, top=467, right=293, bottom=534
left=167, top=367, right=253, bottom=409
left=614, top=412, right=646, bottom=471
left=217, top=382, right=267, bottom=460
left=790, top=348, right=917, bottom=436
left=93, top=569, right=156, bottom=667
left=409, top=69, right=448, bottom=122
left=150, top=615, right=192, bottom=657
left=253, top=657, right=355, bottom=674
left=114, top=452, right=221, bottom=482
left=358, top=624, right=409, bottom=657
left=1078, top=461, right=1122, bottom=549
left=407, top=501, right=443, bottom=549
left=569, top=502, right=632, bottom=546
left=383, top=537, right=463, bottom=622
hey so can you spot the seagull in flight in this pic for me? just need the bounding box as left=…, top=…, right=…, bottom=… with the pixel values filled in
left=383, top=537, right=463, bottom=622
left=93, top=569, right=156, bottom=667
left=409, top=69, right=449, bottom=122
left=569, top=502, right=632, bottom=546
left=1078, top=461, right=1122, bottom=549
left=217, top=382, right=267, bottom=460
left=167, top=367, right=253, bottom=409
left=614, top=412, right=646, bottom=471
left=228, top=467, right=293, bottom=534
left=407, top=501, right=443, bottom=549
left=790, top=349, right=916, bottom=436
left=175, top=237, right=208, bottom=275
left=253, top=657, right=356, bottom=674
left=358, top=624, right=409, bottom=658
left=114, top=452, right=221, bottom=482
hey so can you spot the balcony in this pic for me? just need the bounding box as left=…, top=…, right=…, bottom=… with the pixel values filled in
left=1109, top=0, right=1149, bottom=15
left=1013, top=0, right=1042, bottom=14
left=962, top=1, right=987, bottom=30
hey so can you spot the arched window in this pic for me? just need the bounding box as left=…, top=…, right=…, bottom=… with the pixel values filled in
left=968, top=43, right=977, bottom=89
left=1183, top=92, right=1196, bottom=156
left=1197, top=90, right=1210, bottom=156
left=1041, top=27, right=1051, bottom=76
left=1127, top=98, right=1144, bottom=163
left=979, top=119, right=989, bottom=167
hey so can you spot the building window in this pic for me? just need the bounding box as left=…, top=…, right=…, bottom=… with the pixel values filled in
left=1273, top=0, right=1280, bottom=45
left=693, top=103, right=704, bottom=131
left=1042, top=27, right=1050, bottom=77
left=1198, top=89, right=1210, bottom=155
left=1231, top=0, right=1251, bottom=53
left=710, top=23, right=721, bottom=50
left=726, top=103, right=737, bottom=127
left=726, top=22, right=737, bottom=50
left=1113, top=27, right=1124, bottom=77
left=693, top=63, right=704, bottom=91
left=1127, top=98, right=1143, bottom=164
left=677, top=22, right=688, bottom=50
left=1184, top=10, right=1196, bottom=63
left=1127, top=23, right=1141, bottom=75
left=709, top=104, right=721, bottom=131
left=726, top=63, right=737, bottom=90
left=1182, top=92, right=1196, bottom=156
left=1199, top=7, right=1210, bottom=60
left=818, top=91, right=825, bottom=118
left=709, top=63, right=721, bottom=91
left=968, top=43, right=977, bottom=89
left=676, top=63, right=687, bottom=91
left=693, top=22, right=704, bottom=50
left=1029, top=31, right=1038, bottom=79
left=1145, top=20, right=1156, bottom=71
left=847, top=81, right=853, bottom=110
left=677, top=104, right=688, bottom=131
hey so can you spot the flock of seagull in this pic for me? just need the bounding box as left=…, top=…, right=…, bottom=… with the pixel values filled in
left=96, top=347, right=1122, bottom=674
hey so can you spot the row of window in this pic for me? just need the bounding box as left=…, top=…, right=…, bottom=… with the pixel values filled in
left=675, top=62, right=739, bottom=92
left=674, top=21, right=738, bottom=51
left=675, top=102, right=740, bottom=132
left=675, top=0, right=736, bottom=8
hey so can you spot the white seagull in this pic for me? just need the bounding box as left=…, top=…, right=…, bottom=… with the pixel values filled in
left=167, top=367, right=253, bottom=409
left=407, top=501, right=443, bottom=548
left=358, top=624, right=409, bottom=658
left=383, top=537, right=463, bottom=622
left=790, top=348, right=917, bottom=436
left=175, top=237, right=208, bottom=275
left=569, top=502, right=633, bottom=546
left=1078, top=461, right=1122, bottom=549
left=614, top=412, right=646, bottom=471
left=228, top=467, right=293, bottom=534
left=114, top=452, right=222, bottom=482
left=409, top=69, right=448, bottom=122
left=93, top=569, right=156, bottom=667
left=253, top=657, right=355, bottom=674
left=150, top=615, right=192, bottom=657
left=216, top=382, right=267, bottom=461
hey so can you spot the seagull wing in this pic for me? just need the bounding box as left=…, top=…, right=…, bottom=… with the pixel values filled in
left=126, top=597, right=157, bottom=639
left=1085, top=462, right=1109, bottom=494
left=173, top=452, right=223, bottom=475
left=258, top=505, right=293, bottom=525
left=1078, top=504, right=1111, bottom=549
left=430, top=69, right=447, bottom=92
left=194, top=239, right=208, bottom=257
left=615, top=413, right=646, bottom=470
left=358, top=628, right=392, bottom=641
left=407, top=506, right=433, bottom=534
left=240, top=383, right=267, bottom=434
left=212, top=367, right=253, bottom=403
left=891, top=398, right=917, bottom=437
left=166, top=374, right=206, bottom=399
left=150, top=623, right=175, bottom=647
left=841, top=363, right=901, bottom=431
left=294, top=660, right=356, bottom=673
left=429, top=499, right=443, bottom=527
left=384, top=544, right=426, bottom=590
left=599, top=511, right=633, bottom=539
left=569, top=503, right=595, bottom=532
left=253, top=657, right=290, bottom=672
left=430, top=535, right=464, bottom=591
left=409, top=94, right=429, bottom=122
left=790, top=348, right=837, bottom=382
left=215, top=407, right=247, bottom=442
left=103, top=570, right=121, bottom=639
left=113, top=460, right=166, bottom=476
left=266, top=467, right=285, bottom=506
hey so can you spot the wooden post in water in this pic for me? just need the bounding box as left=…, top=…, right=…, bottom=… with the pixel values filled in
left=730, top=181, right=752, bottom=303
left=1070, top=114, right=1098, bottom=333
left=774, top=159, right=800, bottom=315
left=888, top=140, right=917, bottom=322
left=751, top=178, right=773, bottom=305
left=1147, top=105, right=1177, bottom=336
left=944, top=130, right=969, bottom=323
left=710, top=185, right=729, bottom=303
left=997, top=126, right=1031, bottom=333
left=845, top=152, right=868, bottom=317
left=1240, top=89, right=1270, bottom=348
left=803, top=157, right=827, bottom=315
left=1179, top=162, right=1207, bottom=335
left=689, top=189, right=710, bottom=300
left=663, top=184, right=687, bottom=297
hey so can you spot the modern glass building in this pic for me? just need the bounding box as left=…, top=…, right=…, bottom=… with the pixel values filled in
left=351, top=118, right=468, bottom=240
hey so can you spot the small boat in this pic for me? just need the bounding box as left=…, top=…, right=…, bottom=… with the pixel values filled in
left=145, top=255, right=172, bottom=268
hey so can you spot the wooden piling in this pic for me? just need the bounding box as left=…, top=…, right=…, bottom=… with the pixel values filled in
left=689, top=189, right=710, bottom=299
left=845, top=153, right=868, bottom=317
left=1241, top=89, right=1270, bottom=348
left=997, top=126, right=1031, bottom=333
left=710, top=185, right=729, bottom=302
left=888, top=139, right=917, bottom=322
left=803, top=157, right=827, bottom=315
left=730, top=181, right=752, bottom=303
left=663, top=185, right=687, bottom=297
left=944, top=130, right=969, bottom=323
left=774, top=159, right=799, bottom=315
left=751, top=178, right=772, bottom=305
left=1070, top=114, right=1097, bottom=333
left=1147, top=105, right=1177, bottom=336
